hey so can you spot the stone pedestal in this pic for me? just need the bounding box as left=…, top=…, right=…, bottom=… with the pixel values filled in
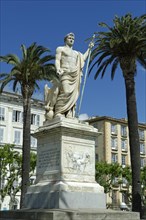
left=25, top=116, right=106, bottom=209
left=0, top=209, right=140, bottom=220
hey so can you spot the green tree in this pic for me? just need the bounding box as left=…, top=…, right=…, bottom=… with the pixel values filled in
left=0, top=144, right=37, bottom=209
left=96, top=162, right=146, bottom=210
left=89, top=14, right=146, bottom=213
left=30, top=151, right=37, bottom=174
left=95, top=162, right=123, bottom=208
left=95, top=162, right=122, bottom=194
left=0, top=43, right=58, bottom=208
left=119, top=166, right=132, bottom=205
left=0, top=144, right=21, bottom=209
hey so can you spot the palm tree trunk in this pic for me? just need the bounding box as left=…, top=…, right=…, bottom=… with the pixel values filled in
left=20, top=93, right=31, bottom=208
left=124, top=72, right=141, bottom=214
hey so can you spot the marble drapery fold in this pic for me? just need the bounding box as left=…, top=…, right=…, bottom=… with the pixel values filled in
left=54, top=52, right=85, bottom=117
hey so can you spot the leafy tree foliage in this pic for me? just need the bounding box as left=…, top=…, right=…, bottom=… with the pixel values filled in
left=90, top=14, right=146, bottom=214
left=141, top=166, right=146, bottom=206
left=0, top=144, right=37, bottom=209
left=119, top=166, right=132, bottom=205
left=95, top=162, right=122, bottom=194
left=0, top=144, right=21, bottom=207
left=96, top=162, right=146, bottom=209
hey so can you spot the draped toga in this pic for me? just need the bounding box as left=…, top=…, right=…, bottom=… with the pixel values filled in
left=54, top=52, right=85, bottom=117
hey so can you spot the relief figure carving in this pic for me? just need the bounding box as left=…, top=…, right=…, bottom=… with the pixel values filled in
left=66, top=147, right=90, bottom=173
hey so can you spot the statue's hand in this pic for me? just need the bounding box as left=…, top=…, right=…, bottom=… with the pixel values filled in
left=88, top=42, right=94, bottom=49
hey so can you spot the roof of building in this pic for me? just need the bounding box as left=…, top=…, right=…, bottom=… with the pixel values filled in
left=87, top=115, right=146, bottom=128
left=0, top=91, right=44, bottom=109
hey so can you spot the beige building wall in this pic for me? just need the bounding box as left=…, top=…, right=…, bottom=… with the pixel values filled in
left=88, top=116, right=146, bottom=208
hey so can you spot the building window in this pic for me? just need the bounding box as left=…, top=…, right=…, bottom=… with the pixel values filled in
left=31, top=136, right=37, bottom=148
left=12, top=110, right=23, bottom=122
left=111, top=123, right=117, bottom=135
left=111, top=153, right=118, bottom=163
left=14, top=130, right=21, bottom=145
left=122, top=177, right=128, bottom=187
left=0, top=107, right=5, bottom=121
left=121, top=125, right=127, bottom=137
left=121, top=155, right=127, bottom=166
left=111, top=137, right=118, bottom=150
left=139, top=129, right=144, bottom=140
left=31, top=114, right=40, bottom=126
left=0, top=127, right=4, bottom=143
left=112, top=177, right=119, bottom=187
left=122, top=193, right=129, bottom=204
left=121, top=139, right=127, bottom=151
left=140, top=142, right=145, bottom=154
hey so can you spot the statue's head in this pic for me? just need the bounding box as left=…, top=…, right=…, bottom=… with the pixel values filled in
left=64, top=32, right=75, bottom=43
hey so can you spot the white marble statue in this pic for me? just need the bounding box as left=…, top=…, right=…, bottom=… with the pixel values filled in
left=44, top=79, right=60, bottom=120
left=45, top=33, right=94, bottom=120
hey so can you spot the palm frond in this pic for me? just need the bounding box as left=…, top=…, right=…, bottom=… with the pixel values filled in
left=0, top=77, right=15, bottom=93
left=0, top=54, right=20, bottom=65
left=89, top=13, right=146, bottom=80
left=94, top=59, right=108, bottom=79
left=21, top=44, right=27, bottom=59
left=96, top=51, right=112, bottom=66
left=11, top=66, right=22, bottom=75
left=34, top=45, right=50, bottom=57
left=12, top=80, right=20, bottom=92
left=89, top=48, right=106, bottom=65
left=88, top=60, right=99, bottom=76
left=111, top=58, right=119, bottom=80
left=99, top=22, right=112, bottom=31
left=94, top=55, right=115, bottom=79
left=33, top=82, right=40, bottom=91
left=38, top=55, right=55, bottom=65
left=0, top=73, right=9, bottom=79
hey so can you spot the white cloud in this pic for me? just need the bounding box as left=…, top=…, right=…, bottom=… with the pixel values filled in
left=79, top=113, right=89, bottom=121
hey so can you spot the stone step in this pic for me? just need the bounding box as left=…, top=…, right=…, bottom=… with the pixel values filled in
left=0, top=209, right=140, bottom=220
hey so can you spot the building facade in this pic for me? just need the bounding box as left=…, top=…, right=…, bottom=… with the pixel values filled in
left=0, top=91, right=45, bottom=210
left=88, top=116, right=146, bottom=209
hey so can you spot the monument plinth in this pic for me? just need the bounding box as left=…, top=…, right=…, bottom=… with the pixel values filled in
left=25, top=116, right=106, bottom=209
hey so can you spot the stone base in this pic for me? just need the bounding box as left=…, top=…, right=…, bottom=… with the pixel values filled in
left=0, top=209, right=140, bottom=220
left=25, top=180, right=105, bottom=209
left=25, top=191, right=105, bottom=209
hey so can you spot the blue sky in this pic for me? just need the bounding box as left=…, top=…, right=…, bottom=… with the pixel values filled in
left=0, top=0, right=146, bottom=123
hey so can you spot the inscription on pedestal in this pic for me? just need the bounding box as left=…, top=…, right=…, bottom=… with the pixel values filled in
left=37, top=144, right=60, bottom=173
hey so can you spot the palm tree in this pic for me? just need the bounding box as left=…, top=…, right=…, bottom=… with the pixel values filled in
left=0, top=43, right=58, bottom=208
left=89, top=14, right=146, bottom=214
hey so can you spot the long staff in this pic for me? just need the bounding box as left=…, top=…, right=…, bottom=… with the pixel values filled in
left=77, top=34, right=95, bottom=117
